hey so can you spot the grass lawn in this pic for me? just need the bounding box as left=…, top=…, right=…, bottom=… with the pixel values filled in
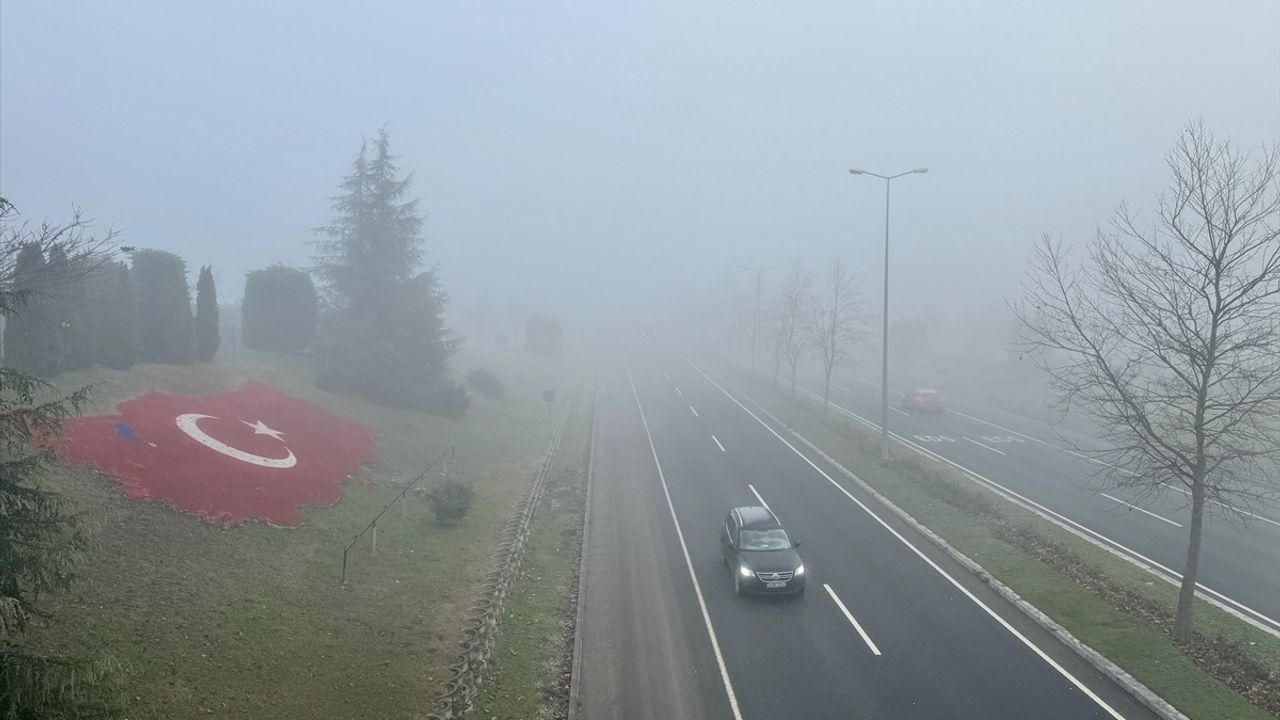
left=471, top=382, right=593, bottom=720
left=23, top=344, right=582, bottom=720
left=723, top=366, right=1279, bottom=720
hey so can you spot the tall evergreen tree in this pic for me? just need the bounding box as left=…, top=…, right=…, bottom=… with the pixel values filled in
left=242, top=264, right=317, bottom=352
left=311, top=128, right=467, bottom=416
left=130, top=249, right=195, bottom=364
left=194, top=265, right=220, bottom=361
left=46, top=245, right=94, bottom=372
left=0, top=198, right=122, bottom=718
left=86, top=262, right=138, bottom=370
left=2, top=244, right=63, bottom=377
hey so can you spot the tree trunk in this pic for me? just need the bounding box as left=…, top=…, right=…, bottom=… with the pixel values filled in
left=790, top=364, right=798, bottom=397
left=1173, top=477, right=1206, bottom=641
left=822, top=366, right=832, bottom=408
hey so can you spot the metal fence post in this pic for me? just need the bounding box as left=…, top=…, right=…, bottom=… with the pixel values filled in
left=371, top=521, right=377, bottom=555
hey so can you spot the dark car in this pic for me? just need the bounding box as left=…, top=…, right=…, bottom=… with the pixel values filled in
left=902, top=388, right=945, bottom=413
left=720, top=506, right=806, bottom=596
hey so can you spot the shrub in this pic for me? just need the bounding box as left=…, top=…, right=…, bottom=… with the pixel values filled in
left=426, top=479, right=473, bottom=523
left=466, top=367, right=504, bottom=398
left=242, top=264, right=318, bottom=352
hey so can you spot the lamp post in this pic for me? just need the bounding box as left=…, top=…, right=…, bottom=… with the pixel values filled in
left=848, top=167, right=928, bottom=455
left=738, top=264, right=775, bottom=372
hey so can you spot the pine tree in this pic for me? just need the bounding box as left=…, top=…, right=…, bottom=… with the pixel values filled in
left=87, top=262, right=138, bottom=370
left=0, top=198, right=123, bottom=718
left=311, top=127, right=467, bottom=416
left=46, top=245, right=94, bottom=372
left=130, top=249, right=195, bottom=364
left=194, top=266, right=220, bottom=361
left=2, top=244, right=62, bottom=376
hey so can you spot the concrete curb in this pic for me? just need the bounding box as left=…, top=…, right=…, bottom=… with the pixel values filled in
left=715, top=371, right=1190, bottom=720
left=566, top=379, right=598, bottom=720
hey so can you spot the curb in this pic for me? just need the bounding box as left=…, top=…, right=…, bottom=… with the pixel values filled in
left=714, top=370, right=1190, bottom=720
left=566, top=378, right=598, bottom=720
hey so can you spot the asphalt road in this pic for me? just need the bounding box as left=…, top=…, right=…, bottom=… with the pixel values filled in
left=574, top=355, right=1164, bottom=720
left=788, top=364, right=1280, bottom=634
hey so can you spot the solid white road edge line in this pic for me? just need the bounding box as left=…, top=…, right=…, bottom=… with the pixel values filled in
left=824, top=584, right=882, bottom=656
left=789, top=379, right=1280, bottom=636
left=963, top=436, right=1008, bottom=456
left=1101, top=493, right=1183, bottom=528
left=692, top=364, right=1128, bottom=720
left=713, top=434, right=727, bottom=453
left=748, top=483, right=769, bottom=510
left=626, top=364, right=744, bottom=720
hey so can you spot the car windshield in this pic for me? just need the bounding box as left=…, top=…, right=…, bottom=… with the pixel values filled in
left=739, top=528, right=792, bottom=551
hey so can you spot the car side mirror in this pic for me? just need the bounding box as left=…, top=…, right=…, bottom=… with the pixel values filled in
left=793, top=541, right=802, bottom=549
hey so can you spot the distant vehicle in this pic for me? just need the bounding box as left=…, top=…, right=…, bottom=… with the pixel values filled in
left=720, top=506, right=806, bottom=596
left=902, top=388, right=945, bottom=413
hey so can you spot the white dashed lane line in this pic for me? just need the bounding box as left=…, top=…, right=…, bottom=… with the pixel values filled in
left=824, top=584, right=882, bottom=656
left=963, top=436, right=1008, bottom=456
left=689, top=406, right=700, bottom=418
left=713, top=434, right=726, bottom=453
left=1101, top=492, right=1183, bottom=528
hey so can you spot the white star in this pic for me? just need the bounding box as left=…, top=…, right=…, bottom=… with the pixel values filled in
left=242, top=420, right=286, bottom=441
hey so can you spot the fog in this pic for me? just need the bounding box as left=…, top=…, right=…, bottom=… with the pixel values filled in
left=3, top=2, right=1277, bottom=346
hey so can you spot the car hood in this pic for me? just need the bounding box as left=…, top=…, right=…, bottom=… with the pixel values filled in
left=740, top=549, right=802, bottom=573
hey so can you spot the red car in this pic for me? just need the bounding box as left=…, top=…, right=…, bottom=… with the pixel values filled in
left=902, top=388, right=945, bottom=413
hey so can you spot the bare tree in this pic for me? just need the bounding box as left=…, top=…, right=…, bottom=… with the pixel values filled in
left=806, top=259, right=868, bottom=408
left=1014, top=122, right=1280, bottom=641
left=778, top=261, right=814, bottom=395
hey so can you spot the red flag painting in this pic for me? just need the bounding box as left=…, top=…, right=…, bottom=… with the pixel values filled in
left=52, top=382, right=376, bottom=527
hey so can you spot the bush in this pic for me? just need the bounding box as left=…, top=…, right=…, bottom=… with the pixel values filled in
left=466, top=367, right=504, bottom=398
left=242, top=264, right=318, bottom=352
left=426, top=479, right=473, bottom=523
left=315, top=333, right=471, bottom=418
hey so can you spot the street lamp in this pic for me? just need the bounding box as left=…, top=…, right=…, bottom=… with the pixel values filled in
left=738, top=264, right=776, bottom=372
left=848, top=167, right=928, bottom=455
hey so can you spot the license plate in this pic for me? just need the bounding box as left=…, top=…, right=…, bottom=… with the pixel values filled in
left=766, top=581, right=786, bottom=589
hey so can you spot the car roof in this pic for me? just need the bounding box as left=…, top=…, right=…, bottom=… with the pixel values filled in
left=733, top=505, right=782, bottom=530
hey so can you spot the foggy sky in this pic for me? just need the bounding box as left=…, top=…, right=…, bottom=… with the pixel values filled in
left=3, top=2, right=1277, bottom=338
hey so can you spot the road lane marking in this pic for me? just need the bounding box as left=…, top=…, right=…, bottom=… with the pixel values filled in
left=834, top=383, right=852, bottom=392
left=890, top=407, right=910, bottom=417
left=823, top=584, right=882, bottom=656
left=1160, top=484, right=1280, bottom=529
left=675, top=385, right=683, bottom=396
left=1101, top=493, right=1183, bottom=528
left=665, top=372, right=671, bottom=380
left=690, top=406, right=700, bottom=417
left=713, top=434, right=726, bottom=453
left=693, top=364, right=1128, bottom=720
left=748, top=483, right=769, bottom=510
left=963, top=437, right=1008, bottom=456
left=781, top=375, right=1280, bottom=635
left=840, top=372, right=1278, bottom=527
left=626, top=364, right=744, bottom=720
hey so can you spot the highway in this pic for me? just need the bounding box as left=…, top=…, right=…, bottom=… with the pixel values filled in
left=786, top=364, right=1280, bottom=635
left=574, top=355, right=1163, bottom=720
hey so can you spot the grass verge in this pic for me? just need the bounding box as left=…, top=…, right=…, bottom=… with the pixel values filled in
left=470, top=382, right=593, bottom=720
left=723, top=366, right=1279, bottom=720
left=22, top=345, right=580, bottom=720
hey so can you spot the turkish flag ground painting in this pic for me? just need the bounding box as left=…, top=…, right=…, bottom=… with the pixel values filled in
left=53, top=382, right=375, bottom=526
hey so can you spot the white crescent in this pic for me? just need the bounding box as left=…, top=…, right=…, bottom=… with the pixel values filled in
left=175, top=413, right=298, bottom=469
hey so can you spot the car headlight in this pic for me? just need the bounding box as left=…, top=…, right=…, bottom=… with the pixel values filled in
left=794, top=564, right=805, bottom=576
left=738, top=564, right=754, bottom=578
